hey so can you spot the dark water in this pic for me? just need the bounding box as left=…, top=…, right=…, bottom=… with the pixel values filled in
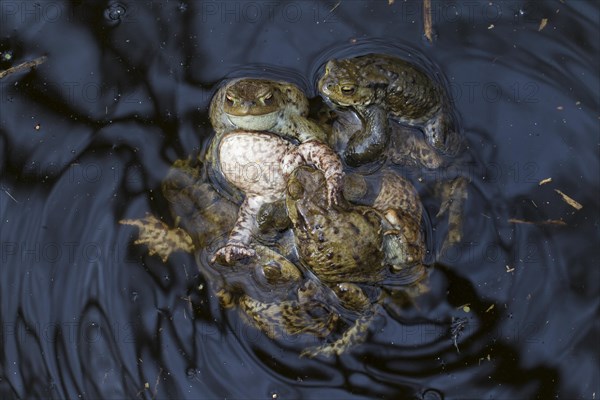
left=1, top=1, right=598, bottom=399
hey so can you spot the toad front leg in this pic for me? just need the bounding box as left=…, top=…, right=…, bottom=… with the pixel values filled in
left=274, top=113, right=329, bottom=143
left=344, top=105, right=389, bottom=166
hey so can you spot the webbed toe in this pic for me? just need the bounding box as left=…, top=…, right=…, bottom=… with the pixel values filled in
left=211, top=243, right=257, bottom=265
left=120, top=214, right=194, bottom=262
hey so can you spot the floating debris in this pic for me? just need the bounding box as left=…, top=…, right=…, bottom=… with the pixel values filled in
left=538, top=177, right=553, bottom=186
left=508, top=218, right=566, bottom=226
left=423, top=0, right=433, bottom=42
left=0, top=55, right=47, bottom=79
left=488, top=24, right=495, bottom=30
left=478, top=354, right=492, bottom=365
left=554, top=189, right=583, bottom=210
left=1, top=51, right=13, bottom=62
left=485, top=304, right=495, bottom=313
left=388, top=0, right=395, bottom=5
left=450, top=317, right=468, bottom=353
left=330, top=1, right=341, bottom=13
left=152, top=368, right=163, bottom=399
left=1, top=186, right=18, bottom=203
left=539, top=18, right=548, bottom=31
left=505, top=265, right=515, bottom=273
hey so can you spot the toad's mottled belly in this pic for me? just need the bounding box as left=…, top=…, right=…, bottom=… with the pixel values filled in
left=218, top=132, right=293, bottom=197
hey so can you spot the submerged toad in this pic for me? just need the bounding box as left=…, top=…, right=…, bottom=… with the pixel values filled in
left=284, top=167, right=428, bottom=356
left=120, top=158, right=340, bottom=347
left=288, top=167, right=424, bottom=281
left=121, top=156, right=429, bottom=357
left=318, top=53, right=462, bottom=166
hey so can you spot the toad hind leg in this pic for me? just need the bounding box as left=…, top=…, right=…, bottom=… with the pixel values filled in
left=300, top=308, right=378, bottom=358
left=388, top=127, right=445, bottom=170
left=120, top=214, right=194, bottom=262
left=424, top=111, right=462, bottom=157
left=373, top=172, right=423, bottom=221
left=239, top=296, right=338, bottom=339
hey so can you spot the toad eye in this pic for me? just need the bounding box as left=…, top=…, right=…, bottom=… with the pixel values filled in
left=225, top=94, right=234, bottom=106
left=341, top=85, right=356, bottom=95
left=263, top=92, right=274, bottom=105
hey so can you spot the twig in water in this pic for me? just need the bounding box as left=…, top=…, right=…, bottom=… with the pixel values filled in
left=554, top=189, right=583, bottom=210
left=330, top=1, right=341, bottom=13
left=2, top=186, right=18, bottom=203
left=450, top=317, right=468, bottom=353
left=508, top=218, right=566, bottom=226
left=152, top=368, right=163, bottom=400
left=423, top=0, right=433, bottom=42
left=0, top=55, right=47, bottom=79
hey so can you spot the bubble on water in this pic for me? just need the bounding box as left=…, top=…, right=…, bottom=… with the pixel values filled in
left=104, top=2, right=127, bottom=26
left=422, top=389, right=443, bottom=400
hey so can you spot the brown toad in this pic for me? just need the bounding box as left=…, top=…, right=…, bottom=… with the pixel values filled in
left=285, top=166, right=428, bottom=356
left=318, top=53, right=462, bottom=166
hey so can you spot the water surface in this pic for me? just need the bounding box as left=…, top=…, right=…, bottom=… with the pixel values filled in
left=1, top=1, right=598, bottom=399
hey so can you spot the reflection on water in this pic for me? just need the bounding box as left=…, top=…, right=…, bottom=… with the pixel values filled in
left=1, top=1, right=598, bottom=399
